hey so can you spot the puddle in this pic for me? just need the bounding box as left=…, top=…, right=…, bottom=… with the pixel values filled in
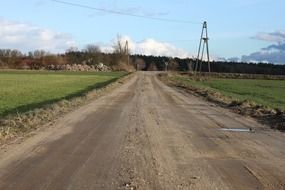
left=220, top=128, right=254, bottom=132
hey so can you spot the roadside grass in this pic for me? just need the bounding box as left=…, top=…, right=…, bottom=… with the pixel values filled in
left=0, top=70, right=127, bottom=117
left=173, top=75, right=285, bottom=110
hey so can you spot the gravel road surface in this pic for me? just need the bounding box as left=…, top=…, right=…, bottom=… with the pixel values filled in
left=0, top=72, right=284, bottom=190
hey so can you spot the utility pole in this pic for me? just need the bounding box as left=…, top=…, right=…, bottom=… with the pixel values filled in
left=125, top=40, right=129, bottom=65
left=135, top=56, right=138, bottom=71
left=165, top=62, right=168, bottom=71
left=195, top=21, right=210, bottom=73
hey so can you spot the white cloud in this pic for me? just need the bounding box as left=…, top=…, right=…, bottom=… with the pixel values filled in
left=0, top=18, right=76, bottom=53
left=241, top=30, right=285, bottom=64
left=0, top=19, right=193, bottom=58
left=241, top=47, right=285, bottom=64
left=101, top=35, right=193, bottom=58
left=252, top=30, right=285, bottom=43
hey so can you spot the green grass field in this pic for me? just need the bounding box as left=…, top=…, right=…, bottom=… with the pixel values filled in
left=0, top=70, right=127, bottom=116
left=174, top=75, right=285, bottom=110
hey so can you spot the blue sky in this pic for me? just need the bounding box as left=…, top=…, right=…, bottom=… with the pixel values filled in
left=0, top=0, right=285, bottom=63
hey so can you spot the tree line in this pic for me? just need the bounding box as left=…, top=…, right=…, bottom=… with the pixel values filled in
left=0, top=36, right=134, bottom=71
left=1, top=47, right=285, bottom=75
left=132, top=54, right=285, bottom=75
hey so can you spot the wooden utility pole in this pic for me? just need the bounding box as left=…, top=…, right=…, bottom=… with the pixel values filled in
left=195, top=21, right=210, bottom=73
left=165, top=62, right=168, bottom=71
left=124, top=40, right=129, bottom=65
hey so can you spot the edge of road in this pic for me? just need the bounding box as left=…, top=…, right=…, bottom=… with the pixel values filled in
left=157, top=72, right=285, bottom=132
left=0, top=72, right=135, bottom=146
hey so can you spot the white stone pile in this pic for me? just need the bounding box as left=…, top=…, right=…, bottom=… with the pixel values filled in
left=47, top=63, right=111, bottom=72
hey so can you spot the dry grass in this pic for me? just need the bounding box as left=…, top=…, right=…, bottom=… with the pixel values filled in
left=180, top=72, right=285, bottom=80
left=158, top=73, right=285, bottom=131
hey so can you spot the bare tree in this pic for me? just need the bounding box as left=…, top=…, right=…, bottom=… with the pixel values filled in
left=112, top=35, right=129, bottom=55
left=66, top=46, right=79, bottom=53
left=84, top=44, right=102, bottom=65
left=85, top=44, right=101, bottom=54
left=0, top=49, right=23, bottom=68
left=32, top=50, right=47, bottom=59
left=111, top=35, right=134, bottom=71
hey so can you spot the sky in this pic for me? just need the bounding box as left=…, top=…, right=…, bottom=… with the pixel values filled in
left=0, top=0, right=285, bottom=63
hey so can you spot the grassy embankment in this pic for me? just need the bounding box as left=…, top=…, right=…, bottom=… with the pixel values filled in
left=0, top=70, right=128, bottom=140
left=161, top=73, right=285, bottom=130
left=0, top=70, right=127, bottom=117
left=173, top=75, right=285, bottom=110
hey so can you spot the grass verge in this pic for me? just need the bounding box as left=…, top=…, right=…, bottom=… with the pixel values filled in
left=0, top=71, right=130, bottom=143
left=158, top=73, right=285, bottom=131
left=0, top=70, right=127, bottom=116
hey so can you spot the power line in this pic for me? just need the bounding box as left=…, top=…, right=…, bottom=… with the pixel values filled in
left=51, top=0, right=202, bottom=24
left=164, top=39, right=198, bottom=43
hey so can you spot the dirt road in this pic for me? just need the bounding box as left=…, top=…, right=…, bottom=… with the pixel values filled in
left=0, top=72, right=285, bottom=190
